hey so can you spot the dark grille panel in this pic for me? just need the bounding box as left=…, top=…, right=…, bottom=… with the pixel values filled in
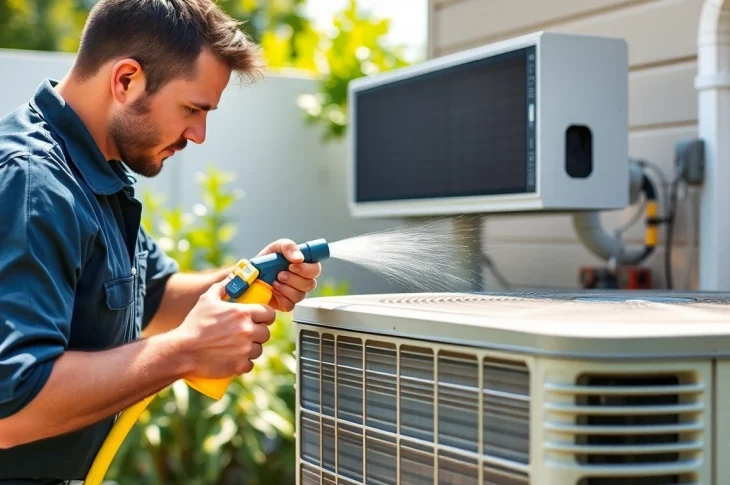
left=545, top=371, right=705, bottom=485
left=298, top=329, right=531, bottom=484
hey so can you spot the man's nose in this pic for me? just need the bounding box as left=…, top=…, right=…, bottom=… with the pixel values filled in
left=184, top=120, right=206, bottom=144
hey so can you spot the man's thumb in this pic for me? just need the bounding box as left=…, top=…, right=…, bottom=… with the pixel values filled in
left=207, top=273, right=234, bottom=300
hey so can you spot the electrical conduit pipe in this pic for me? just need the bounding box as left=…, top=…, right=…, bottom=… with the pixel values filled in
left=697, top=0, right=730, bottom=290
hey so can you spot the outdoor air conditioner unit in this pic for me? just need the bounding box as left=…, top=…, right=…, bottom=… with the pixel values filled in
left=292, top=291, right=730, bottom=485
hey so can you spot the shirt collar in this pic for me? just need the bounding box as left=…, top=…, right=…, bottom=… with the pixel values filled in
left=30, top=78, right=133, bottom=195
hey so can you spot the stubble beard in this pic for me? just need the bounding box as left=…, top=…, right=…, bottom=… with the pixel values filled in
left=109, top=93, right=164, bottom=178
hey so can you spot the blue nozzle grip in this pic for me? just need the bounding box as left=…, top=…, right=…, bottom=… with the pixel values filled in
left=249, top=239, right=330, bottom=285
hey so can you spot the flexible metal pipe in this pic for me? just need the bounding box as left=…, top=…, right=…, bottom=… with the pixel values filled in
left=572, top=161, right=649, bottom=265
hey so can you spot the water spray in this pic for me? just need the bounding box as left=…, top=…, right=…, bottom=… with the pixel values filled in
left=327, top=218, right=486, bottom=292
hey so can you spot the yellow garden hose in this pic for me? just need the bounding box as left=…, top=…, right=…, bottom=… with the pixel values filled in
left=83, top=395, right=155, bottom=484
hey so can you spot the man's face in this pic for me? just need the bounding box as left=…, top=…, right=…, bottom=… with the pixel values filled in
left=109, top=49, right=232, bottom=177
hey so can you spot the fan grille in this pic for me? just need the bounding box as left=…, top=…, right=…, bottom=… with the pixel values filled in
left=544, top=372, right=705, bottom=485
left=298, top=328, right=531, bottom=484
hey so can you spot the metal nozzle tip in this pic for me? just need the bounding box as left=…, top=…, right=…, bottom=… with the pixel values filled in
left=302, top=238, right=330, bottom=263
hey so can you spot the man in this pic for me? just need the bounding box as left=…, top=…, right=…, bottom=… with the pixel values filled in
left=0, top=0, right=322, bottom=482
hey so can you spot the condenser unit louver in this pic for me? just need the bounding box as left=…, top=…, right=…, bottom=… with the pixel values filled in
left=293, top=292, right=730, bottom=485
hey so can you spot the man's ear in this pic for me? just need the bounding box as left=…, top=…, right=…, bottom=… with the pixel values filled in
left=110, top=58, right=147, bottom=106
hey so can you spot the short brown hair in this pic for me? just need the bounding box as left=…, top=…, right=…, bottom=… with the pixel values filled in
left=73, top=0, right=265, bottom=93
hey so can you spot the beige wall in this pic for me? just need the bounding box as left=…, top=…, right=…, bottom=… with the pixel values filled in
left=428, top=0, right=701, bottom=290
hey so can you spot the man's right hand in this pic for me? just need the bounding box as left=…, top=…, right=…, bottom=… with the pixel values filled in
left=170, top=278, right=276, bottom=378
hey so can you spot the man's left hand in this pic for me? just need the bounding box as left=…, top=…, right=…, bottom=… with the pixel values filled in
left=257, top=239, right=322, bottom=312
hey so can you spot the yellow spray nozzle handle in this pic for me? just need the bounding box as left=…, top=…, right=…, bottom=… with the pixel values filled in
left=182, top=259, right=274, bottom=399
left=182, top=276, right=275, bottom=400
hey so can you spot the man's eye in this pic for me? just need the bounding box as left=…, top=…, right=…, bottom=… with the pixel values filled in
left=186, top=107, right=198, bottom=115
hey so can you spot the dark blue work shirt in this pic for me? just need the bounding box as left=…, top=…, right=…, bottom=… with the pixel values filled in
left=0, top=79, right=179, bottom=483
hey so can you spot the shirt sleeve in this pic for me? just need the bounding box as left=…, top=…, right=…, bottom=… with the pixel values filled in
left=138, top=225, right=179, bottom=328
left=0, top=156, right=81, bottom=419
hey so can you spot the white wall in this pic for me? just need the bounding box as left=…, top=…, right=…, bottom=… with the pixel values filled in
left=0, top=48, right=405, bottom=295
left=427, top=0, right=702, bottom=290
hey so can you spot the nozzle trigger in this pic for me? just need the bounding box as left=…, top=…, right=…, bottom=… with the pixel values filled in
left=225, top=259, right=260, bottom=300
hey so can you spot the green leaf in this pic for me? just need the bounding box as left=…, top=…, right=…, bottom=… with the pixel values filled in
left=202, top=393, right=232, bottom=418
left=241, top=425, right=266, bottom=464
left=203, top=414, right=238, bottom=453
left=217, top=223, right=237, bottom=243
left=214, top=193, right=237, bottom=213
left=260, top=409, right=294, bottom=437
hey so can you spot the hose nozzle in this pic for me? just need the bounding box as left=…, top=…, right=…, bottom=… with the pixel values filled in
left=225, top=239, right=330, bottom=299
left=299, top=238, right=330, bottom=263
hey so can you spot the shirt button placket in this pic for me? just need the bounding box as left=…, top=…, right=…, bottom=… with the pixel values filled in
left=131, top=265, right=138, bottom=338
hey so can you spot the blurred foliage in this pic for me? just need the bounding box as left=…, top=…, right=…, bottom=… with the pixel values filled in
left=140, top=168, right=245, bottom=272
left=0, top=0, right=413, bottom=140
left=103, top=166, right=348, bottom=484
left=218, top=0, right=317, bottom=69
left=263, top=0, right=412, bottom=140
left=0, top=0, right=90, bottom=52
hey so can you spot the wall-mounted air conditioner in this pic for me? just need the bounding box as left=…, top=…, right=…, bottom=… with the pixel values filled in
left=348, top=31, right=629, bottom=217
left=293, top=291, right=730, bottom=485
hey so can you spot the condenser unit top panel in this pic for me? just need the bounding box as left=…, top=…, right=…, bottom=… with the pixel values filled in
left=293, top=291, right=730, bottom=360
